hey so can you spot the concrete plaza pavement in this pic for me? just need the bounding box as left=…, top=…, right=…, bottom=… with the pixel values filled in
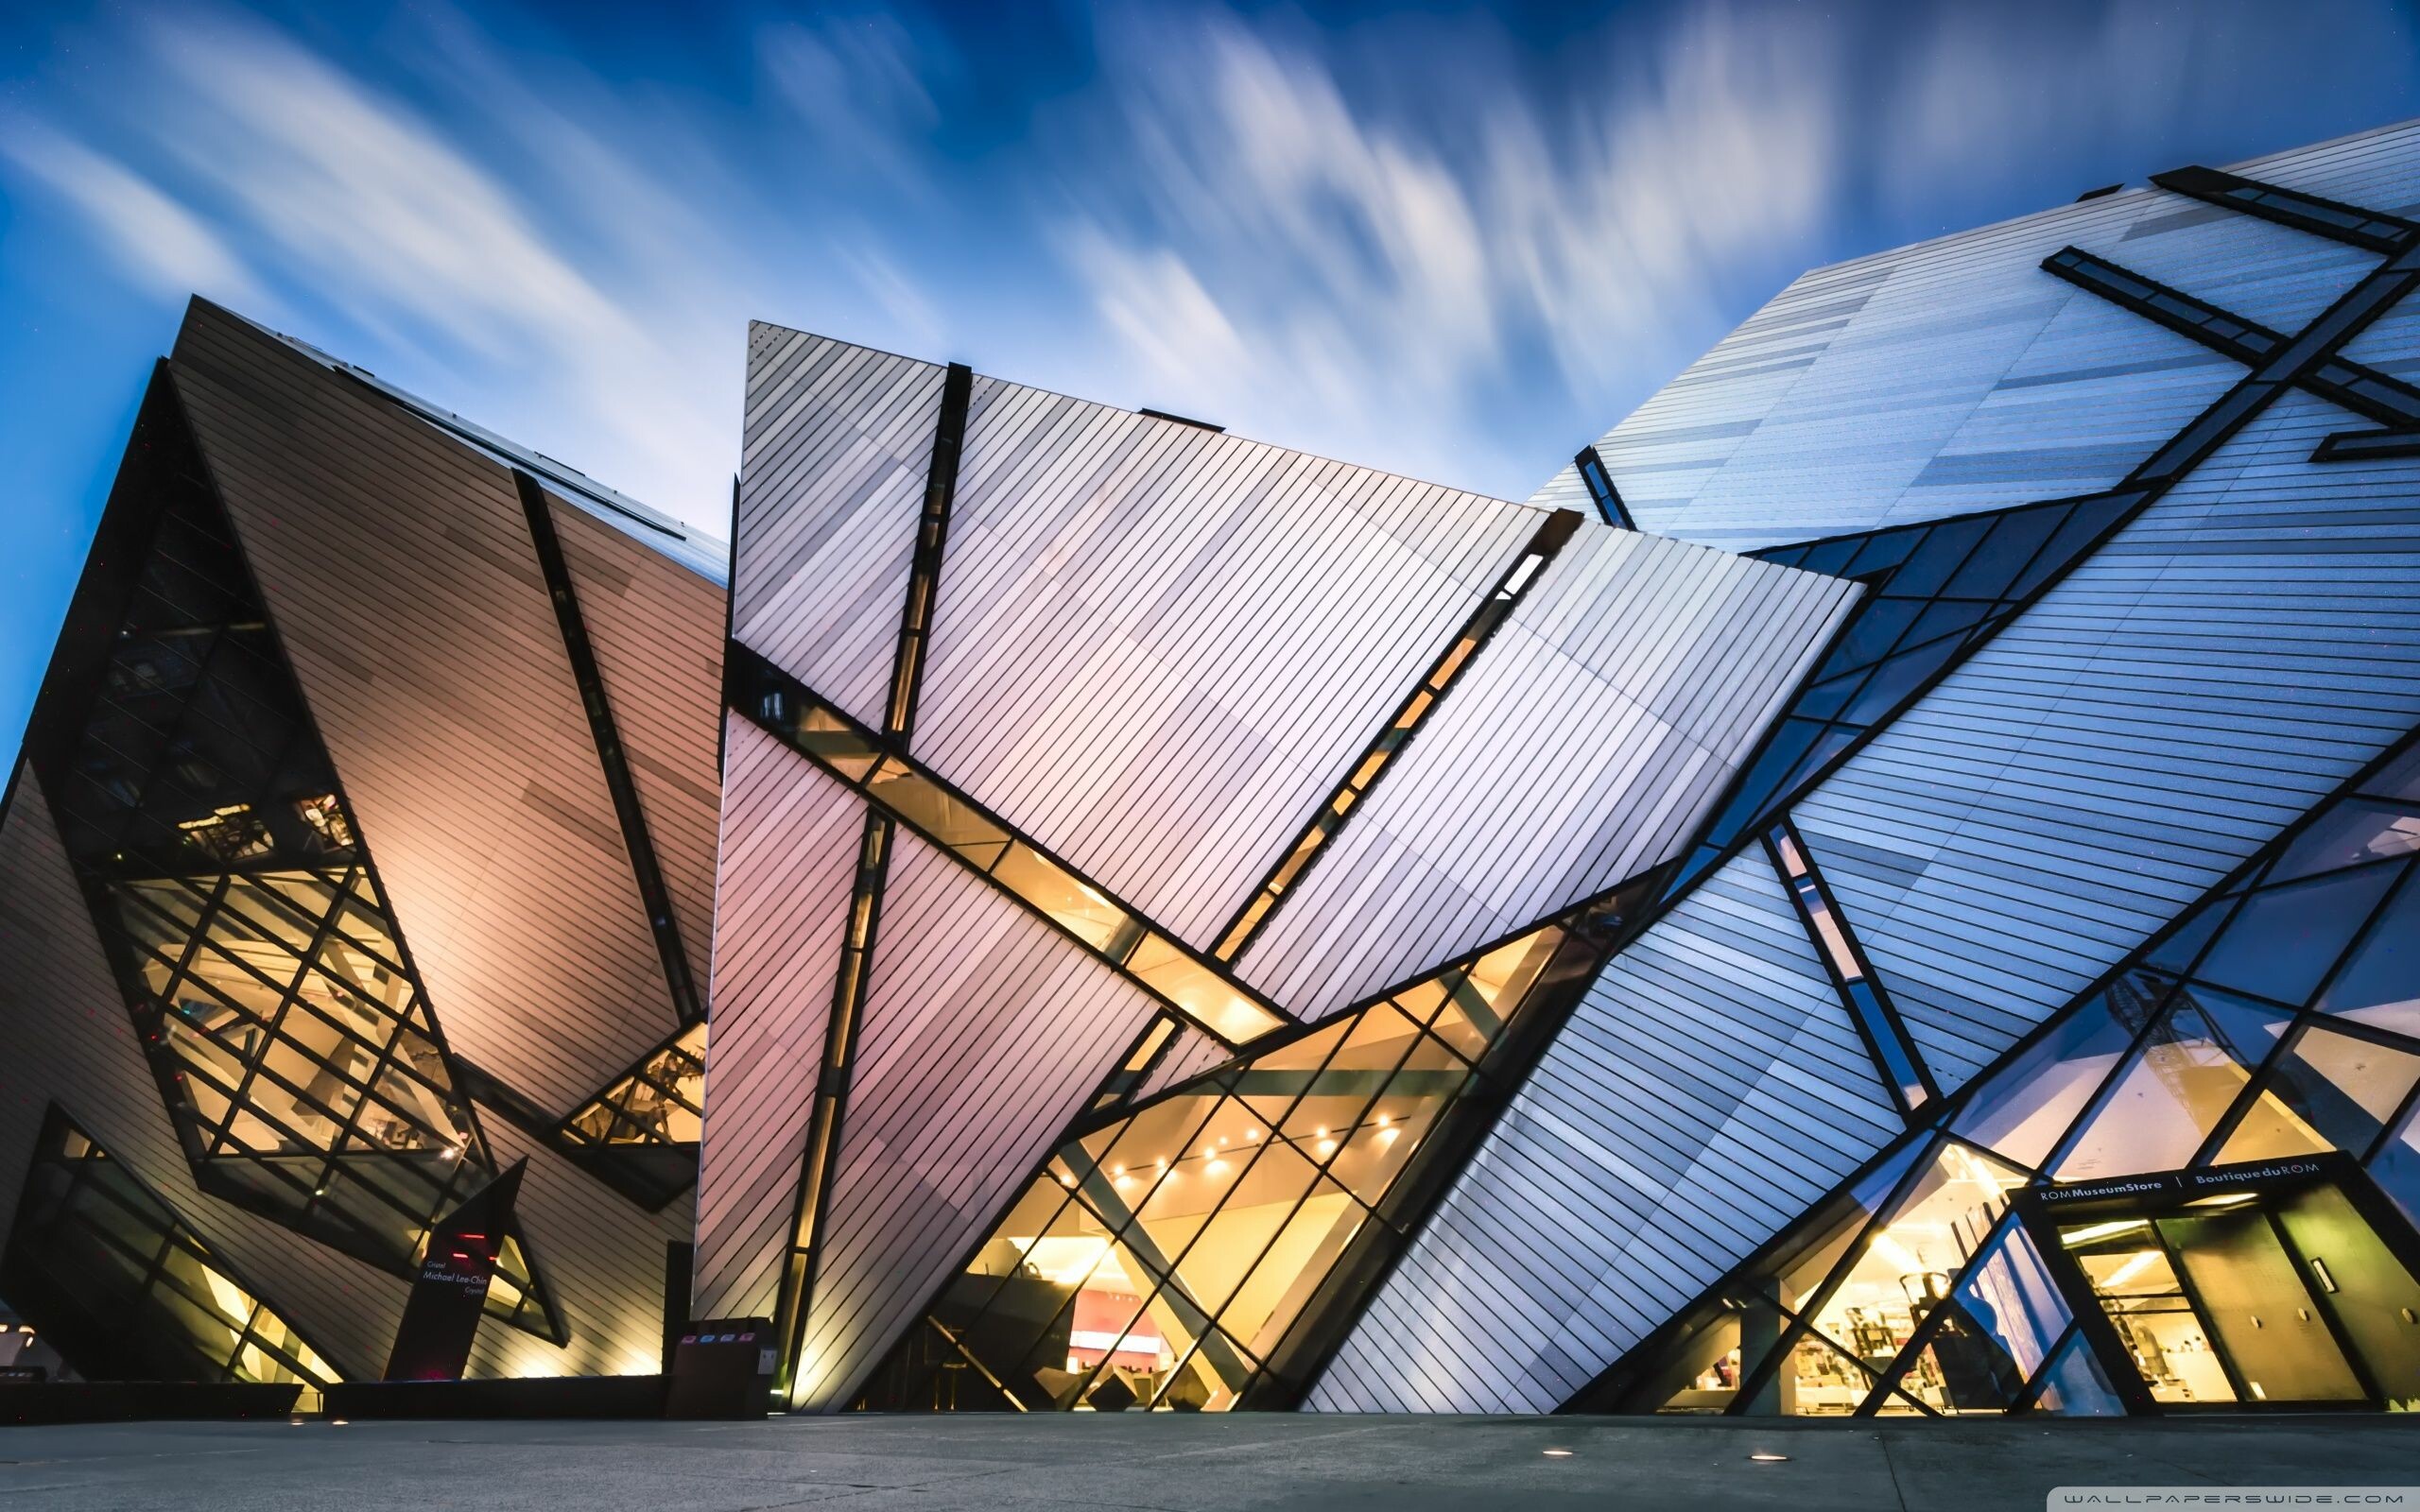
left=1, top=1411, right=2414, bottom=1509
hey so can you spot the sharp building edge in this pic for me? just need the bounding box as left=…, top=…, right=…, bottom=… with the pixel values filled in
left=4, top=119, right=2420, bottom=1424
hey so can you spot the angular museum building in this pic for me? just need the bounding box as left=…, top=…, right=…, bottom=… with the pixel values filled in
left=4, top=119, right=2420, bottom=1419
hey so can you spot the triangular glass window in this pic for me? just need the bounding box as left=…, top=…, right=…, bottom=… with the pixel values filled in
left=2313, top=868, right=2420, bottom=1040
left=2191, top=864, right=2403, bottom=1008
left=2053, top=991, right=2294, bottom=1180
left=23, top=372, right=562, bottom=1345
left=1671, top=490, right=2140, bottom=887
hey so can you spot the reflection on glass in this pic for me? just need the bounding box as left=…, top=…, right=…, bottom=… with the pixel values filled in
left=2029, top=1329, right=2128, bottom=1416
left=1954, top=983, right=2149, bottom=1170
left=1768, top=823, right=1931, bottom=1110
left=1885, top=1216, right=2067, bottom=1416
left=2217, top=1024, right=2418, bottom=1164
left=1677, top=490, right=2135, bottom=885
left=1763, top=1143, right=2026, bottom=1414
left=2191, top=866, right=2402, bottom=1008
left=2314, top=869, right=2420, bottom=1041
left=2053, top=993, right=2292, bottom=1180
left=2062, top=1219, right=2233, bottom=1404
left=5, top=1110, right=341, bottom=1395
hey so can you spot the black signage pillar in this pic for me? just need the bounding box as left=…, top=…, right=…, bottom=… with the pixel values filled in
left=382, top=1161, right=527, bottom=1382
left=665, top=1317, right=775, bottom=1418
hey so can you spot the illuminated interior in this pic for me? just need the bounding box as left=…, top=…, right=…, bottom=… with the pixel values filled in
left=564, top=1021, right=705, bottom=1147
left=0, top=1108, right=343, bottom=1402
left=855, top=922, right=1571, bottom=1410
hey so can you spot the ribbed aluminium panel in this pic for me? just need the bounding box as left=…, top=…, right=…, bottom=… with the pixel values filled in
left=1132, top=1023, right=1231, bottom=1103
left=1529, top=126, right=2420, bottom=551
left=544, top=492, right=726, bottom=997
left=1237, top=529, right=1858, bottom=1019
left=908, top=371, right=1543, bottom=949
left=469, top=1117, right=692, bottom=1380
left=1305, top=851, right=1898, bottom=1413
left=2229, top=116, right=2420, bottom=223
left=1794, top=387, right=2420, bottom=1091
left=2108, top=197, right=2375, bottom=333
left=0, top=766, right=412, bottom=1382
left=791, top=827, right=1160, bottom=1411
left=735, top=323, right=944, bottom=730
left=170, top=305, right=680, bottom=1112
left=692, top=717, right=866, bottom=1322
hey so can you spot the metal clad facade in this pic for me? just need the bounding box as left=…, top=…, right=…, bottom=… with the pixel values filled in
left=170, top=306, right=680, bottom=1111
left=1531, top=163, right=2392, bottom=550
left=1315, top=121, right=2420, bottom=1416
left=1795, top=387, right=2420, bottom=1091
left=693, top=717, right=864, bottom=1321
left=0, top=766, right=410, bottom=1380
left=1237, top=529, right=1858, bottom=1018
left=546, top=492, right=727, bottom=988
left=790, top=829, right=1160, bottom=1410
left=1308, top=852, right=1894, bottom=1412
left=911, top=371, right=1541, bottom=948
left=735, top=324, right=943, bottom=730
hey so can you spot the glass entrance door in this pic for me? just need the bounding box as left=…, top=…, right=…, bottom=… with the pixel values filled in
left=2054, top=1177, right=2420, bottom=1410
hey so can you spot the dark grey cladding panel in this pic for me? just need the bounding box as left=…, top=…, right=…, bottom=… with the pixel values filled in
left=168, top=303, right=683, bottom=1113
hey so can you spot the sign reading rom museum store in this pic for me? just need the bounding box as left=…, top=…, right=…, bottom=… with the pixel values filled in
left=2036, top=1156, right=2342, bottom=1211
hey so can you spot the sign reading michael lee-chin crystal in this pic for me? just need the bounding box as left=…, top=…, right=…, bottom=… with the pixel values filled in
left=381, top=1161, right=527, bottom=1383
left=2038, top=1158, right=2334, bottom=1209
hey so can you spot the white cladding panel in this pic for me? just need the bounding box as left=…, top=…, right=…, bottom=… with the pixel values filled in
left=911, top=374, right=1543, bottom=949
left=793, top=827, right=1160, bottom=1411
left=1307, top=850, right=1895, bottom=1413
left=693, top=717, right=866, bottom=1322
left=736, top=324, right=944, bottom=730
left=1236, top=527, right=1858, bottom=1018
left=1794, top=387, right=2420, bottom=1091
left=1529, top=127, right=2420, bottom=551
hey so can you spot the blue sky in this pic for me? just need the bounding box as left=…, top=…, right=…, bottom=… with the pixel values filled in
left=4, top=1, right=2419, bottom=777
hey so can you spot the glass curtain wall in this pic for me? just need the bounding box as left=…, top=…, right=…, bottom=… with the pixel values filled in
left=1599, top=731, right=2420, bottom=1417
left=856, top=917, right=1588, bottom=1411
left=29, top=380, right=560, bottom=1343
left=1, top=1107, right=343, bottom=1400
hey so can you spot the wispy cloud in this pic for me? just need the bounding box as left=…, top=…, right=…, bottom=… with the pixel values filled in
left=1869, top=0, right=2420, bottom=225
left=760, top=9, right=953, bottom=200
left=3, top=0, right=2415, bottom=531
left=0, top=121, right=268, bottom=310
left=1043, top=3, right=1843, bottom=489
